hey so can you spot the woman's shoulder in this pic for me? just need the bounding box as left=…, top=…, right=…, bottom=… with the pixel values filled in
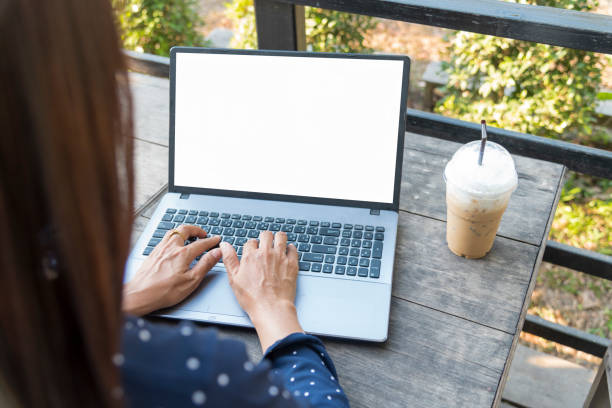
left=118, top=316, right=299, bottom=407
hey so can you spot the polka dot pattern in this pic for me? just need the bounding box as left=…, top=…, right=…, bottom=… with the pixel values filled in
left=192, top=390, right=206, bottom=405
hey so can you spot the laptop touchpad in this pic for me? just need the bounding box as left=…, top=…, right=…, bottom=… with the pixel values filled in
left=174, top=269, right=246, bottom=317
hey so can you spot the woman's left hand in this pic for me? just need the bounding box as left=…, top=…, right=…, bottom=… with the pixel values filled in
left=122, top=225, right=222, bottom=316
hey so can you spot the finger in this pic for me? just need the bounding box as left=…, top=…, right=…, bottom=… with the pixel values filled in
left=274, top=231, right=287, bottom=252
left=287, top=243, right=298, bottom=267
left=219, top=242, right=240, bottom=278
left=185, top=235, right=221, bottom=259
left=176, top=224, right=207, bottom=239
left=259, top=230, right=273, bottom=249
left=190, top=248, right=222, bottom=280
left=243, top=238, right=258, bottom=257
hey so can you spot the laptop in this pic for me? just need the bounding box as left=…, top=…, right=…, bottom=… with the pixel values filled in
left=125, top=47, right=410, bottom=342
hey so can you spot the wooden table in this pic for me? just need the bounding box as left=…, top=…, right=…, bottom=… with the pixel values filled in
left=129, top=72, right=566, bottom=408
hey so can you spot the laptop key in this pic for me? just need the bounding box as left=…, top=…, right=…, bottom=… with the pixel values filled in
left=337, top=256, right=347, bottom=265
left=364, top=231, right=374, bottom=240
left=153, top=229, right=166, bottom=238
left=343, top=224, right=353, bottom=229
left=351, top=239, right=362, bottom=248
left=211, top=226, right=223, bottom=235
left=264, top=216, right=274, bottom=222
left=342, top=230, right=351, bottom=238
left=235, top=229, right=247, bottom=237
left=253, top=215, right=263, bottom=221
left=221, top=219, right=232, bottom=227
left=221, top=213, right=230, bottom=218
left=275, top=218, right=285, bottom=223
left=178, top=209, right=188, bottom=215
left=223, top=228, right=235, bottom=236
left=210, top=212, right=219, bottom=217
left=335, top=266, right=346, bottom=275
left=173, top=214, right=185, bottom=222
left=306, top=226, right=318, bottom=235
left=297, top=219, right=307, bottom=225
left=310, top=235, right=322, bottom=244
left=270, top=223, right=281, bottom=231
left=359, top=258, right=370, bottom=267
left=323, top=236, right=338, bottom=245
left=281, top=225, right=293, bottom=232
left=241, top=215, right=252, bottom=220
left=188, top=210, right=198, bottom=215
left=320, top=221, right=330, bottom=227
left=287, top=233, right=297, bottom=241
left=352, top=230, right=363, bottom=239
left=298, top=243, right=311, bottom=252
left=370, top=267, right=380, bottom=278
left=372, top=241, right=383, bottom=259
left=197, top=216, right=209, bottom=224
left=231, top=214, right=241, bottom=219
left=347, top=267, right=357, bottom=276
left=371, top=259, right=381, bottom=268
left=365, top=225, right=374, bottom=231
left=354, top=225, right=363, bottom=230
left=287, top=219, right=296, bottom=224
left=232, top=220, right=244, bottom=228
left=309, top=220, right=319, bottom=227
left=223, top=236, right=235, bottom=244
left=162, top=214, right=173, bottom=222
left=350, top=248, right=360, bottom=257
left=247, top=230, right=259, bottom=238
left=319, top=228, right=340, bottom=237
left=235, top=237, right=248, bottom=246
left=361, top=249, right=372, bottom=257
left=157, top=221, right=175, bottom=230
left=199, top=210, right=209, bottom=216
left=362, top=240, right=372, bottom=249
left=143, top=246, right=154, bottom=256
left=148, top=238, right=161, bottom=247
left=302, top=253, right=323, bottom=263
left=166, top=208, right=177, bottom=214
left=358, top=267, right=369, bottom=277
left=185, top=215, right=197, bottom=224
left=332, top=222, right=342, bottom=228
left=325, top=255, right=335, bottom=264
left=375, top=232, right=384, bottom=240
left=299, top=262, right=310, bottom=271
left=311, top=263, right=322, bottom=272
left=257, top=222, right=269, bottom=230
left=340, top=238, right=350, bottom=246
left=311, top=245, right=336, bottom=255
left=294, top=226, right=306, bottom=233
left=322, top=264, right=333, bottom=274
left=209, top=218, right=220, bottom=226
left=348, top=257, right=358, bottom=266
left=298, top=234, right=309, bottom=243
left=339, top=247, right=349, bottom=255
left=245, top=221, right=256, bottom=229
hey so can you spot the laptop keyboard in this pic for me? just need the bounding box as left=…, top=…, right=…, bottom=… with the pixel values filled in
left=143, top=208, right=385, bottom=279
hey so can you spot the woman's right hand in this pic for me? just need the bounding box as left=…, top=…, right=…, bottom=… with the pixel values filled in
left=220, top=231, right=304, bottom=352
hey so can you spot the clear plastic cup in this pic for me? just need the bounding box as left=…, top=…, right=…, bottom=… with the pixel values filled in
left=443, top=140, right=518, bottom=259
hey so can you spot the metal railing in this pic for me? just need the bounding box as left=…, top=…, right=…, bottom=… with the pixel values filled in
left=124, top=0, right=612, bottom=357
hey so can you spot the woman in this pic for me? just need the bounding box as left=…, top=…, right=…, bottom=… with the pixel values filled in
left=0, top=0, right=349, bottom=407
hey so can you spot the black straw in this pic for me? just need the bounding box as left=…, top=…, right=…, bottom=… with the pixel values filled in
left=478, top=120, right=487, bottom=166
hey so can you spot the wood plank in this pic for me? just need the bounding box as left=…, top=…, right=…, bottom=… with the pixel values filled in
left=393, top=211, right=538, bottom=334
left=406, top=109, right=612, bottom=179
left=254, top=0, right=306, bottom=51
left=129, top=72, right=170, bottom=146
left=502, top=344, right=595, bottom=408
left=133, top=138, right=168, bottom=214
left=402, top=132, right=565, bottom=246
left=280, top=0, right=612, bottom=54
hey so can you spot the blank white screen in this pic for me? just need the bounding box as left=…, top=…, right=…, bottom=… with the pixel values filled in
left=174, top=52, right=404, bottom=203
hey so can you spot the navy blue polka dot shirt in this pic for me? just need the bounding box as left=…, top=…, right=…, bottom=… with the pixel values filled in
left=119, top=316, right=350, bottom=407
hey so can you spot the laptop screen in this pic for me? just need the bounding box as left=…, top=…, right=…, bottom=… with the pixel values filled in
left=172, top=51, right=406, bottom=205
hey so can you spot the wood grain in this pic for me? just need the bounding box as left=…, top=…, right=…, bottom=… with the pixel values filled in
left=130, top=72, right=170, bottom=147
left=402, top=132, right=565, bottom=246
left=133, top=139, right=168, bottom=214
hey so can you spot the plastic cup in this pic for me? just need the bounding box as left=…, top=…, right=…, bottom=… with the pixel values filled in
left=443, top=140, right=518, bottom=259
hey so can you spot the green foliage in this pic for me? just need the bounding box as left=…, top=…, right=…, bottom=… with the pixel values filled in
left=435, top=0, right=603, bottom=143
left=226, top=0, right=375, bottom=52
left=113, top=0, right=206, bottom=57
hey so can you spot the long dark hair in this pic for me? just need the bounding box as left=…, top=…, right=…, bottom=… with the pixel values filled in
left=0, top=0, right=134, bottom=407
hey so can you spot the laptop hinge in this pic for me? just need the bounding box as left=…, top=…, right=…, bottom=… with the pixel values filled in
left=369, top=209, right=380, bottom=215
left=179, top=193, right=190, bottom=199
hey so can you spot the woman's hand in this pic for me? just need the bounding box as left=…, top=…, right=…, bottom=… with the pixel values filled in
left=123, top=225, right=222, bottom=316
left=220, top=231, right=304, bottom=352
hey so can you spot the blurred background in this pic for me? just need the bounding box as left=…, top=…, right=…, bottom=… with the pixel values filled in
left=112, top=0, right=611, bottom=368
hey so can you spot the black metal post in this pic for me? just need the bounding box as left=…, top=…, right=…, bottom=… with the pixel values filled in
left=254, top=0, right=306, bottom=51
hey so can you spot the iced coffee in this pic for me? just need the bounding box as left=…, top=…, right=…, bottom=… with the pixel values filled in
left=444, top=140, right=518, bottom=259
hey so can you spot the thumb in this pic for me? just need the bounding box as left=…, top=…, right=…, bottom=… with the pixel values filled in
left=191, top=247, right=222, bottom=281
left=219, top=242, right=240, bottom=278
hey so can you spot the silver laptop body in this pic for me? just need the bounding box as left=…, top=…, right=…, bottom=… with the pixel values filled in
left=125, top=48, right=410, bottom=342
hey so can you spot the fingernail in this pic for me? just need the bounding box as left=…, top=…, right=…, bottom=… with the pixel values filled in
left=210, top=248, right=222, bottom=258
left=219, top=241, right=229, bottom=248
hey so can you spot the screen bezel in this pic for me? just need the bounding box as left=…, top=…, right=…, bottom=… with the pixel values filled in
left=169, top=47, right=410, bottom=211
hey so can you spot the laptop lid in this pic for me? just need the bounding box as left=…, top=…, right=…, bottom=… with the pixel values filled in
left=169, top=47, right=410, bottom=211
